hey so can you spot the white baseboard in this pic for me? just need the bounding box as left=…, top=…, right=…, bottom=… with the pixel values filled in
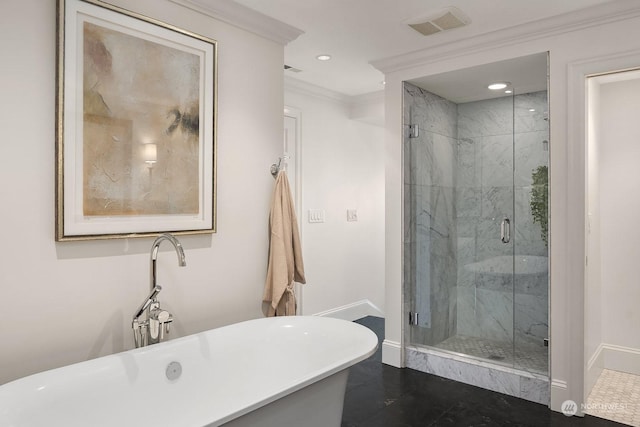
left=601, top=343, right=640, bottom=376
left=550, top=379, right=585, bottom=415
left=586, top=344, right=605, bottom=397
left=382, top=339, right=403, bottom=368
left=584, top=343, right=640, bottom=409
left=553, top=343, right=640, bottom=416
left=312, top=299, right=384, bottom=321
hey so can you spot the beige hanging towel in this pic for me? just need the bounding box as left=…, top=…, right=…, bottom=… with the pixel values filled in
left=263, top=170, right=306, bottom=316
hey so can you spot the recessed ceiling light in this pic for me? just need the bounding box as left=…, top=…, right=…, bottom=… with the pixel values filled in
left=529, top=108, right=536, bottom=112
left=381, top=81, right=386, bottom=85
left=316, top=54, right=332, bottom=61
left=505, top=90, right=513, bottom=94
left=488, top=82, right=508, bottom=90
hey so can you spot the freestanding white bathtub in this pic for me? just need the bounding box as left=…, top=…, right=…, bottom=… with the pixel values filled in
left=0, top=316, right=378, bottom=427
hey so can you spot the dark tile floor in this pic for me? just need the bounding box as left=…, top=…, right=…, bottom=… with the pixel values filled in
left=342, top=316, right=626, bottom=427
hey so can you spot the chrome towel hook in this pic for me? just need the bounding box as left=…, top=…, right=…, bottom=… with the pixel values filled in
left=270, top=156, right=289, bottom=178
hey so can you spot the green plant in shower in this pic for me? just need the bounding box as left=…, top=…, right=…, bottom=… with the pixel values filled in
left=530, top=165, right=548, bottom=247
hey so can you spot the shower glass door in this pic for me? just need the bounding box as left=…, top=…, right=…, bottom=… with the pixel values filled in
left=512, top=90, right=549, bottom=374
left=403, top=53, right=549, bottom=376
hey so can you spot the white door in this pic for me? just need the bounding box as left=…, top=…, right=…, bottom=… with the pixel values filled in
left=284, top=115, right=297, bottom=201
left=284, top=107, right=302, bottom=313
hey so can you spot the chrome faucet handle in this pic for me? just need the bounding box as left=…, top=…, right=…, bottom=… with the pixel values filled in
left=148, top=303, right=162, bottom=340
left=157, top=310, right=171, bottom=323
left=149, top=317, right=160, bottom=340
left=157, top=310, right=171, bottom=340
left=133, top=286, right=162, bottom=322
left=148, top=305, right=172, bottom=342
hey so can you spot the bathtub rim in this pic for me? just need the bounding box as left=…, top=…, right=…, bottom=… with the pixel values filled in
left=208, top=316, right=379, bottom=425
left=0, top=316, right=379, bottom=427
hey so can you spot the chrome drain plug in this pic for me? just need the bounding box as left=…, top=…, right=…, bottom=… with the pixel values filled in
left=166, top=361, right=182, bottom=381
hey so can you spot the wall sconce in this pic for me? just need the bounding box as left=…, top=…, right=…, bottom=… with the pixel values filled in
left=143, top=143, right=157, bottom=167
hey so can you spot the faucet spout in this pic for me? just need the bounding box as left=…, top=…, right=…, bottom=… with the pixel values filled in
left=150, top=233, right=187, bottom=293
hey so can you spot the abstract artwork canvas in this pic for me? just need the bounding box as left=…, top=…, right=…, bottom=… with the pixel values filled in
left=56, top=0, right=216, bottom=240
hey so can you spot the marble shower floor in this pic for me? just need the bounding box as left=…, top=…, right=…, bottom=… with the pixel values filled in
left=587, top=369, right=640, bottom=426
left=434, top=334, right=548, bottom=374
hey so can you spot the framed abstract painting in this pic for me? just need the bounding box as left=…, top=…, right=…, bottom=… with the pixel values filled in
left=56, top=0, right=217, bottom=241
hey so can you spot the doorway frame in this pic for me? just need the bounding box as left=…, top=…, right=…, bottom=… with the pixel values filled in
left=564, top=48, right=640, bottom=415
left=284, top=105, right=303, bottom=313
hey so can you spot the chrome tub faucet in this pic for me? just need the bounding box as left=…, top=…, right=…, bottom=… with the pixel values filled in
left=132, top=234, right=186, bottom=348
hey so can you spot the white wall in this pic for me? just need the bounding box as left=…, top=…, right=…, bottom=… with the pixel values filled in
left=284, top=82, right=385, bottom=319
left=599, top=77, right=640, bottom=354
left=586, top=74, right=640, bottom=390
left=0, top=0, right=284, bottom=384
left=374, top=0, right=640, bottom=412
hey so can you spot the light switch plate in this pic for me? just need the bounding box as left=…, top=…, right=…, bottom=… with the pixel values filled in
left=308, top=209, right=325, bottom=223
left=347, top=209, right=358, bottom=222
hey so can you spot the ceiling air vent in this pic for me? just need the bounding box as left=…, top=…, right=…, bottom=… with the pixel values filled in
left=407, top=7, right=470, bottom=36
left=284, top=64, right=302, bottom=73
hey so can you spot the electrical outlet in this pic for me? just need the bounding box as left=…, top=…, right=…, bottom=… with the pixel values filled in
left=347, top=209, right=358, bottom=222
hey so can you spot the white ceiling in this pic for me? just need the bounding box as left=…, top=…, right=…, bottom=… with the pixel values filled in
left=233, top=0, right=617, bottom=96
left=408, top=52, right=548, bottom=103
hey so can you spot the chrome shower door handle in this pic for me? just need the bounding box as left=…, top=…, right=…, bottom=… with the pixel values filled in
left=501, top=217, right=511, bottom=243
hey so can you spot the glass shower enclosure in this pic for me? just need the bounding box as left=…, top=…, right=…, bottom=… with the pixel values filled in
left=403, top=53, right=549, bottom=375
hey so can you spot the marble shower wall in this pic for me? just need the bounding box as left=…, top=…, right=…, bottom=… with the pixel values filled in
left=513, top=92, right=549, bottom=349
left=456, top=91, right=549, bottom=349
left=404, top=83, right=549, bottom=357
left=456, top=95, right=515, bottom=345
left=403, top=83, right=458, bottom=346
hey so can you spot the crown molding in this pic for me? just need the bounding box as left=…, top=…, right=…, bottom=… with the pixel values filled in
left=285, top=77, right=384, bottom=126
left=371, top=0, right=640, bottom=74
left=284, top=76, right=351, bottom=105
left=284, top=76, right=386, bottom=106
left=351, top=90, right=385, bottom=106
left=169, top=0, right=303, bottom=45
